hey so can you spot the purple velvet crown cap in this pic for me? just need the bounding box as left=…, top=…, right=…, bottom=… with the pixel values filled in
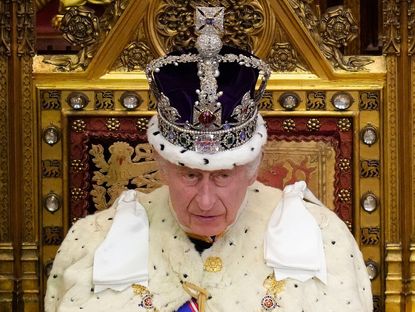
left=153, top=45, right=260, bottom=125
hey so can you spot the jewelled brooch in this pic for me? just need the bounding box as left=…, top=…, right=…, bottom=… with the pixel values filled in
left=260, top=273, right=286, bottom=311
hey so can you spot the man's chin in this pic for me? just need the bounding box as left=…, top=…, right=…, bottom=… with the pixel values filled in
left=189, top=216, right=226, bottom=236
left=188, top=223, right=225, bottom=237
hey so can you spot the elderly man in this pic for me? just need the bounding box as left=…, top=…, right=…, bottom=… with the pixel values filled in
left=45, top=7, right=372, bottom=312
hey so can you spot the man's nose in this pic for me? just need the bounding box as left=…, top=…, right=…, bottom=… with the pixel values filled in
left=195, top=177, right=217, bottom=211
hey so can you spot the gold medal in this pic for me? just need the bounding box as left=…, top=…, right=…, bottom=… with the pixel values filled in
left=260, top=273, right=285, bottom=311
left=203, top=256, right=223, bottom=272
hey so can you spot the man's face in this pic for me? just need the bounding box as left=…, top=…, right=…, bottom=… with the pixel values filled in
left=161, top=161, right=257, bottom=236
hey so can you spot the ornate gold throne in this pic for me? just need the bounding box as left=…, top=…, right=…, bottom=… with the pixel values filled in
left=3, top=0, right=408, bottom=311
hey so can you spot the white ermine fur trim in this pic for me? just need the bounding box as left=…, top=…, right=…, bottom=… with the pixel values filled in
left=147, top=114, right=268, bottom=170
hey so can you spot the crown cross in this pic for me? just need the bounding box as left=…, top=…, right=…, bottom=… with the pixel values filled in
left=194, top=7, right=225, bottom=130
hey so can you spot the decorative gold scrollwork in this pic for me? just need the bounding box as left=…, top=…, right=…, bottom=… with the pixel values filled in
left=43, top=0, right=130, bottom=71
left=119, top=41, right=154, bottom=71
left=382, top=0, right=401, bottom=55
left=320, top=6, right=358, bottom=49
left=154, top=0, right=265, bottom=52
left=267, top=42, right=304, bottom=72
left=60, top=6, right=100, bottom=47
left=288, top=0, right=373, bottom=71
left=16, top=0, right=36, bottom=57
left=408, top=0, right=415, bottom=55
left=0, top=1, right=11, bottom=57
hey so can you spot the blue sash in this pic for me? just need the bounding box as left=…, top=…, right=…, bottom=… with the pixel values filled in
left=177, top=299, right=199, bottom=312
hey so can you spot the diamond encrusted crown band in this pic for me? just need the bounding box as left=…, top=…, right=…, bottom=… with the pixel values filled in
left=145, top=7, right=271, bottom=154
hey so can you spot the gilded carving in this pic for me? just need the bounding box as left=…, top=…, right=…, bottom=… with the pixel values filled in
left=89, top=142, right=161, bottom=210
left=287, top=1, right=372, bottom=70
left=42, top=160, right=62, bottom=178
left=385, top=57, right=399, bottom=241
left=306, top=91, right=326, bottom=110
left=409, top=0, right=415, bottom=55
left=0, top=56, right=9, bottom=242
left=361, top=227, right=380, bottom=245
left=320, top=7, right=358, bottom=48
left=22, top=56, right=35, bottom=242
left=41, top=90, right=62, bottom=110
left=43, top=226, right=64, bottom=245
left=267, top=42, right=304, bottom=72
left=258, top=91, right=273, bottom=111
left=360, top=160, right=380, bottom=178
left=116, top=41, right=154, bottom=72
left=60, top=6, right=100, bottom=47
left=43, top=0, right=130, bottom=71
left=95, top=91, right=114, bottom=110
left=16, top=0, right=35, bottom=57
left=382, top=0, right=401, bottom=55
left=154, top=0, right=264, bottom=52
left=359, top=91, right=380, bottom=110
left=0, top=0, right=11, bottom=57
left=413, top=52, right=415, bottom=243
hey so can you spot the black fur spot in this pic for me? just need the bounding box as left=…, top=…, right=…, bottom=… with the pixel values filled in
left=203, top=158, right=209, bottom=165
left=153, top=131, right=160, bottom=136
left=160, top=144, right=165, bottom=151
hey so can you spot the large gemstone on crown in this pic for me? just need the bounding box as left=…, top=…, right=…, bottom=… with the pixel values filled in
left=194, top=133, right=220, bottom=154
left=198, top=110, right=216, bottom=126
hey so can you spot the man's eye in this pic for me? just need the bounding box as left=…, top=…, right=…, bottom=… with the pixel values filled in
left=182, top=172, right=199, bottom=183
left=213, top=172, right=231, bottom=185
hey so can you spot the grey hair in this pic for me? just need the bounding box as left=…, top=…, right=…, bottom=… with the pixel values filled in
left=244, top=152, right=262, bottom=180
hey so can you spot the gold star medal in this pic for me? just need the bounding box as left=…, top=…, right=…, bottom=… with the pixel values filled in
left=132, top=284, right=158, bottom=311
left=260, top=273, right=286, bottom=311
